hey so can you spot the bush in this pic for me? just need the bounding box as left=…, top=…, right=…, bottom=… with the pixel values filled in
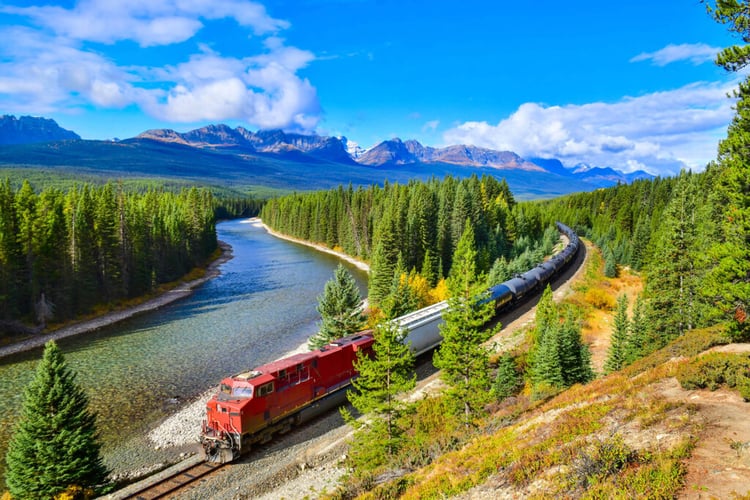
left=584, top=288, right=615, bottom=311
left=676, top=352, right=750, bottom=393
left=573, top=434, right=635, bottom=489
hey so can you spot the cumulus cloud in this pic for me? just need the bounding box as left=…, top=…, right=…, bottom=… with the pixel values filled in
left=0, top=1, right=319, bottom=131
left=443, top=82, right=736, bottom=175
left=630, top=43, right=719, bottom=66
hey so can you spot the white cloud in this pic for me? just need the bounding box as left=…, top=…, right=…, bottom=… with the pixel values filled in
left=422, top=120, right=439, bottom=132
left=630, top=43, right=719, bottom=66
left=1, top=0, right=287, bottom=47
left=0, top=1, right=321, bottom=132
left=443, top=81, right=736, bottom=176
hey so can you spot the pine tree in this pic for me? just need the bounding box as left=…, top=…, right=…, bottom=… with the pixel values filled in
left=558, top=309, right=594, bottom=385
left=492, top=353, right=520, bottom=400
left=5, top=341, right=108, bottom=499
left=528, top=316, right=564, bottom=395
left=528, top=289, right=592, bottom=397
left=604, top=294, right=630, bottom=374
left=309, top=264, right=365, bottom=349
left=433, top=222, right=496, bottom=426
left=344, top=321, right=416, bottom=455
left=703, top=0, right=750, bottom=340
left=368, top=202, right=399, bottom=306
left=487, top=256, right=511, bottom=286
left=645, top=171, right=704, bottom=342
left=624, top=295, right=649, bottom=364
left=603, top=245, right=618, bottom=278
left=380, top=254, right=419, bottom=320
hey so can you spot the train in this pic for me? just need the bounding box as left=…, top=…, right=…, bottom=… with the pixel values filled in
left=200, top=222, right=580, bottom=462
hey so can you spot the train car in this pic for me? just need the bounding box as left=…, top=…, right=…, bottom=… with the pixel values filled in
left=201, top=222, right=580, bottom=462
left=396, top=300, right=449, bottom=356
left=201, top=332, right=374, bottom=462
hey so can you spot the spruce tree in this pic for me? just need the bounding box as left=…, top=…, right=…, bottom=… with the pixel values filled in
left=309, top=264, right=365, bottom=349
left=344, top=321, right=416, bottom=455
left=380, top=254, right=419, bottom=320
left=624, top=295, right=649, bottom=364
left=603, top=245, right=618, bottom=278
left=528, top=289, right=592, bottom=397
left=703, top=0, right=750, bottom=340
left=645, top=171, right=704, bottom=342
left=492, top=353, right=520, bottom=400
left=368, top=202, right=399, bottom=306
left=5, top=341, right=108, bottom=499
left=433, top=221, right=496, bottom=426
left=604, top=294, right=631, bottom=374
left=528, top=317, right=564, bottom=395
left=558, top=309, right=594, bottom=385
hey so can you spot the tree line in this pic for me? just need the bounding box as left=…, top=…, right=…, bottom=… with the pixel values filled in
left=261, top=175, right=553, bottom=309
left=0, top=180, right=218, bottom=330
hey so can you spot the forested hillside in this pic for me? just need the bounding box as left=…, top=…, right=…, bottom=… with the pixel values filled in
left=0, top=181, right=217, bottom=331
left=261, top=175, right=557, bottom=308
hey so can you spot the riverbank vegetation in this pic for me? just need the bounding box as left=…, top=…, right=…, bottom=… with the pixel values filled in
left=0, top=181, right=218, bottom=334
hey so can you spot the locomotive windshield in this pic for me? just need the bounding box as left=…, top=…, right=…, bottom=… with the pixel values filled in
left=219, top=383, right=253, bottom=399
left=232, top=386, right=253, bottom=398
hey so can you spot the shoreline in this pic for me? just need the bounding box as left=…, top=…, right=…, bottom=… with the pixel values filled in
left=0, top=240, right=234, bottom=360
left=252, top=217, right=370, bottom=272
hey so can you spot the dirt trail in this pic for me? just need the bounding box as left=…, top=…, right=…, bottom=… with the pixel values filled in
left=655, top=373, right=750, bottom=499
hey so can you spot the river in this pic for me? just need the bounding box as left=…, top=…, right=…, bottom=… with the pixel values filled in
left=0, top=219, right=368, bottom=480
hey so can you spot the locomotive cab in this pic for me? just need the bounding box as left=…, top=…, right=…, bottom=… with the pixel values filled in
left=201, top=333, right=375, bottom=463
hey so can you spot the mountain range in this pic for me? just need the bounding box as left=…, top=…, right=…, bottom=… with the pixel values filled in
left=0, top=115, right=652, bottom=198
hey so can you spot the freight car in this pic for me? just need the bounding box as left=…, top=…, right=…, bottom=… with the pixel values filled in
left=201, top=222, right=579, bottom=462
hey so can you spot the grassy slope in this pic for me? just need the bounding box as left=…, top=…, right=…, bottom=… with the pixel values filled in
left=360, top=245, right=750, bottom=499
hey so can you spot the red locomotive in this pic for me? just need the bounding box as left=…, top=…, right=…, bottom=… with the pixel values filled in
left=201, top=332, right=374, bottom=462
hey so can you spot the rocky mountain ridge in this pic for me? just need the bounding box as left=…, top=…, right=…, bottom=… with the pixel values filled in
left=0, top=115, right=80, bottom=145
left=0, top=115, right=652, bottom=186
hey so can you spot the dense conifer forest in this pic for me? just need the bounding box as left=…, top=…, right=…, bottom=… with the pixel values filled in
left=260, top=175, right=554, bottom=306
left=0, top=181, right=219, bottom=329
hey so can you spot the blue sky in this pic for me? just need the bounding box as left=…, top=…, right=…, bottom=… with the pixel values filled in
left=0, top=0, right=742, bottom=175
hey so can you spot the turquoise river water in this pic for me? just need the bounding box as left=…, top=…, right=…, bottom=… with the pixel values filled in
left=0, top=219, right=367, bottom=480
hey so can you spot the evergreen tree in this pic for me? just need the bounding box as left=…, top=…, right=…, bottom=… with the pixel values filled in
left=528, top=315, right=565, bottom=395
left=624, top=295, right=649, bottom=364
left=380, top=255, right=419, bottom=320
left=433, top=222, right=496, bottom=426
left=344, top=321, right=416, bottom=455
left=487, top=256, right=512, bottom=286
left=5, top=341, right=108, bottom=499
left=492, top=353, right=520, bottom=400
left=309, top=264, right=365, bottom=349
left=703, top=0, right=750, bottom=340
left=558, top=309, right=594, bottom=385
left=645, top=171, right=704, bottom=342
left=528, top=288, right=592, bottom=397
left=604, top=294, right=630, bottom=374
left=603, top=245, right=618, bottom=278
left=368, top=202, right=399, bottom=306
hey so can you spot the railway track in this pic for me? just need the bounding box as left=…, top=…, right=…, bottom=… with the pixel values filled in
left=104, top=455, right=225, bottom=499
